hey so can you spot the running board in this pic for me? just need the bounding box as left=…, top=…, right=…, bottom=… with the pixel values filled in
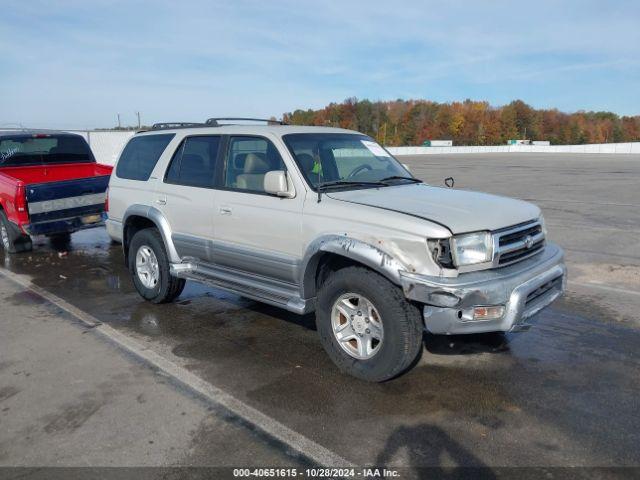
left=170, top=262, right=315, bottom=315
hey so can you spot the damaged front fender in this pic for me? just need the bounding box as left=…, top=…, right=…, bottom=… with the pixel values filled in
left=299, top=234, right=409, bottom=299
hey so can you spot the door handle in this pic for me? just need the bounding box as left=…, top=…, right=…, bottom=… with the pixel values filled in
left=156, top=197, right=167, bottom=205
left=219, top=206, right=232, bottom=215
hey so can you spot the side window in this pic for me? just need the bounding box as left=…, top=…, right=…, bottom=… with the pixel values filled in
left=116, top=134, right=175, bottom=181
left=224, top=137, right=285, bottom=192
left=165, top=136, right=221, bottom=188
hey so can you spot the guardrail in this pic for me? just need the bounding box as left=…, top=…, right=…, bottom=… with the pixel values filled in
left=386, top=142, right=640, bottom=156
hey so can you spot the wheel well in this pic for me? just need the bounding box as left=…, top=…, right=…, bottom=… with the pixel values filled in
left=123, top=216, right=157, bottom=258
left=313, top=252, right=364, bottom=295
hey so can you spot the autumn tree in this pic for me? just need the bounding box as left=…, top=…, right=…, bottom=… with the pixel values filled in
left=284, top=98, right=640, bottom=146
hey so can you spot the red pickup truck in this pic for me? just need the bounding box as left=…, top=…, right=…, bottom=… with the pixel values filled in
left=0, top=131, right=113, bottom=253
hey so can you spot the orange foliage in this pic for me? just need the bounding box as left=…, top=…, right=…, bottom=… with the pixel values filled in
left=283, top=99, right=640, bottom=146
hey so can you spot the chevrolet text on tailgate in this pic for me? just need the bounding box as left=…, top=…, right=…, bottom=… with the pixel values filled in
left=0, top=131, right=112, bottom=253
left=107, top=119, right=566, bottom=382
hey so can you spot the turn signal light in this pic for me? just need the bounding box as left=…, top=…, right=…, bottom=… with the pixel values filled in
left=473, top=305, right=505, bottom=320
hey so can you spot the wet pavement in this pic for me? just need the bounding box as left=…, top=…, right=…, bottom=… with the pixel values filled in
left=1, top=228, right=639, bottom=470
left=0, top=275, right=303, bottom=468
left=1, top=153, right=639, bottom=472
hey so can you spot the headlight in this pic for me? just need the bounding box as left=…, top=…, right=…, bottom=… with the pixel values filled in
left=451, top=231, right=493, bottom=266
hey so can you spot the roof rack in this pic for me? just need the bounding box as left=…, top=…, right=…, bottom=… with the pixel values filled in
left=205, top=117, right=288, bottom=126
left=150, top=122, right=207, bottom=130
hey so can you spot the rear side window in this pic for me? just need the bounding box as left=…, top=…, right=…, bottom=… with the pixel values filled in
left=116, top=134, right=175, bottom=181
left=165, top=136, right=221, bottom=188
left=0, top=134, right=94, bottom=166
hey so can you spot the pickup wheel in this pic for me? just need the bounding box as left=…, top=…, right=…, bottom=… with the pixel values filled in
left=0, top=211, right=32, bottom=254
left=316, top=266, right=423, bottom=382
left=128, top=228, right=185, bottom=304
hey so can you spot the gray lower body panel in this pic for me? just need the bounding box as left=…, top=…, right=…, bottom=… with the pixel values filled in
left=171, top=235, right=300, bottom=284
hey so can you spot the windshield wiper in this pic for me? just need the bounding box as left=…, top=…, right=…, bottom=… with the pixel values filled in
left=316, top=180, right=385, bottom=203
left=378, top=176, right=422, bottom=184
left=318, top=180, right=386, bottom=189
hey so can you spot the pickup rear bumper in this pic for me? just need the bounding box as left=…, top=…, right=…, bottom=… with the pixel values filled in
left=24, top=212, right=106, bottom=236
left=399, top=242, right=566, bottom=334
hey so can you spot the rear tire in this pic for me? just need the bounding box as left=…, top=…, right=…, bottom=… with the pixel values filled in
left=316, top=266, right=423, bottom=382
left=128, top=228, right=185, bottom=303
left=0, top=211, right=32, bottom=254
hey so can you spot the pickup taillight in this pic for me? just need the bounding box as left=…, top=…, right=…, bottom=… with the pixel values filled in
left=13, top=183, right=30, bottom=229
left=15, top=184, right=27, bottom=214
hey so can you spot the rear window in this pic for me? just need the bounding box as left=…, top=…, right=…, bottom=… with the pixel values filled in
left=0, top=134, right=94, bottom=166
left=116, top=134, right=175, bottom=181
left=165, top=136, right=221, bottom=188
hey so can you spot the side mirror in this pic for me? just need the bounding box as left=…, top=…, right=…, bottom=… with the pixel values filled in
left=264, top=170, right=294, bottom=198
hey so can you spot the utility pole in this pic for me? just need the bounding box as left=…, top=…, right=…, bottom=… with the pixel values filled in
left=135, top=111, right=141, bottom=129
left=117, top=113, right=121, bottom=129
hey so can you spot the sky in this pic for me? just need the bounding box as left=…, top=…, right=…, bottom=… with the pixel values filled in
left=1, top=0, right=639, bottom=129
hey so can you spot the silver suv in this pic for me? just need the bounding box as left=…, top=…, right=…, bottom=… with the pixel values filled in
left=107, top=118, right=566, bottom=382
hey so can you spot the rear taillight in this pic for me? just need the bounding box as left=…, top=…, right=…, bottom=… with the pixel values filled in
left=15, top=184, right=27, bottom=213
left=105, top=187, right=109, bottom=213
left=14, top=183, right=30, bottom=228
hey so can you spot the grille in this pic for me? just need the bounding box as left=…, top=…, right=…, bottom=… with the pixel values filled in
left=495, top=220, right=545, bottom=267
left=525, top=275, right=563, bottom=306
left=499, top=224, right=542, bottom=247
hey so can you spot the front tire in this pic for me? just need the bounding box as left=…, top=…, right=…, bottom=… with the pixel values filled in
left=128, top=228, right=185, bottom=303
left=316, top=266, right=423, bottom=382
left=0, top=211, right=32, bottom=254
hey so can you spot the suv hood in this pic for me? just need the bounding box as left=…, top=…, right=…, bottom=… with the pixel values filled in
left=327, top=183, right=540, bottom=234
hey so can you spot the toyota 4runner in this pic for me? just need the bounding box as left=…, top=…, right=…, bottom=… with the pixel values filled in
left=107, top=118, right=566, bottom=382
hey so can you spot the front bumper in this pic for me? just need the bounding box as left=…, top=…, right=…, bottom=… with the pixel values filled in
left=399, top=242, right=566, bottom=334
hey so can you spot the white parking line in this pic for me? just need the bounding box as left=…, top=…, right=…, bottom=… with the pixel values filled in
left=0, top=267, right=353, bottom=468
left=569, top=281, right=640, bottom=297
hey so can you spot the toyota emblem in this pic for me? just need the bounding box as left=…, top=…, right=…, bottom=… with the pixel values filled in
left=524, top=235, right=534, bottom=249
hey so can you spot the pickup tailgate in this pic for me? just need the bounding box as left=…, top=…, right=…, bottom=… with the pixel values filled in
left=25, top=174, right=110, bottom=235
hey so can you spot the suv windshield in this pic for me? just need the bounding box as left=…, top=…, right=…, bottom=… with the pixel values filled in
left=283, top=133, right=413, bottom=190
left=0, top=134, right=94, bottom=166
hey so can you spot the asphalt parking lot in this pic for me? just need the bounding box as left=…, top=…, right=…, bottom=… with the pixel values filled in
left=1, top=153, right=639, bottom=476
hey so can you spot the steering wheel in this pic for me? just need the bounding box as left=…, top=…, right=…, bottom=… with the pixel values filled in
left=347, top=164, right=373, bottom=178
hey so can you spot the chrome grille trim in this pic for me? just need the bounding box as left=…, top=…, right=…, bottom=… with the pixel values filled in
left=493, top=220, right=545, bottom=268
